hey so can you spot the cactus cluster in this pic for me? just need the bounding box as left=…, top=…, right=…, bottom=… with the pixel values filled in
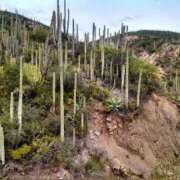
left=0, top=0, right=172, bottom=165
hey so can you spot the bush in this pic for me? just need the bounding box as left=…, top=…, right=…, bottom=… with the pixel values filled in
left=130, top=58, right=160, bottom=93
left=106, top=98, right=123, bottom=112
left=56, top=142, right=77, bottom=169
left=85, top=82, right=110, bottom=101
left=85, top=156, right=104, bottom=173
left=0, top=66, right=4, bottom=79
left=23, top=63, right=43, bottom=87
left=3, top=64, right=19, bottom=94
left=32, top=136, right=60, bottom=164
left=9, top=144, right=32, bottom=160
left=29, top=28, right=48, bottom=43
left=150, top=157, right=180, bottom=180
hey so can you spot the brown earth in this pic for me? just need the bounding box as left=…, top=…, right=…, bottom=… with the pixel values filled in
left=86, top=93, right=180, bottom=179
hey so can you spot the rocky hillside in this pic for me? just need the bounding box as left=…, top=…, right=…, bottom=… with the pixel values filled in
left=0, top=2, right=180, bottom=180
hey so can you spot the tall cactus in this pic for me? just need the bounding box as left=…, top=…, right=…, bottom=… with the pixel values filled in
left=10, top=92, right=14, bottom=123
left=136, top=69, right=143, bottom=107
left=92, top=23, right=96, bottom=50
left=18, top=57, right=23, bottom=136
left=53, top=0, right=65, bottom=142
left=59, top=23, right=65, bottom=142
left=0, top=124, right=5, bottom=165
left=63, top=0, right=70, bottom=70
left=101, top=37, right=105, bottom=79
left=81, top=96, right=86, bottom=136
left=78, top=55, right=81, bottom=72
left=84, top=33, right=88, bottom=73
left=1, top=15, right=4, bottom=40
left=52, top=72, right=56, bottom=113
left=72, top=19, right=75, bottom=58
left=73, top=72, right=77, bottom=146
left=64, top=41, right=68, bottom=70
left=125, top=50, right=129, bottom=110
left=90, top=50, right=94, bottom=81
left=110, top=60, right=113, bottom=86
left=121, top=65, right=125, bottom=93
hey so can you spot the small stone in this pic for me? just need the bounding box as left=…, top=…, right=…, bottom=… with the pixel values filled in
left=94, top=131, right=101, bottom=136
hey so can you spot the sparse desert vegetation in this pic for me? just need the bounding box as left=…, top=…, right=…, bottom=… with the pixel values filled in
left=0, top=0, right=179, bottom=179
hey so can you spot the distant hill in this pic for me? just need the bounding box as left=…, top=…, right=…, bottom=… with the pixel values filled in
left=129, top=30, right=180, bottom=40
left=0, top=10, right=48, bottom=30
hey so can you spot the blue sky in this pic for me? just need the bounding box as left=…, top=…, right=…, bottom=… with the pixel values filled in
left=0, top=0, right=180, bottom=36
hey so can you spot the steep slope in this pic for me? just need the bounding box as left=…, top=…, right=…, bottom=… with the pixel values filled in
left=86, top=94, right=180, bottom=179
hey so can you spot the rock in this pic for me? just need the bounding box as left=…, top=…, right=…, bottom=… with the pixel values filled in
left=106, top=117, right=112, bottom=122
left=104, top=165, right=111, bottom=176
left=94, top=130, right=101, bottom=137
left=57, top=168, right=72, bottom=180
left=74, top=149, right=90, bottom=167
left=110, top=159, right=128, bottom=177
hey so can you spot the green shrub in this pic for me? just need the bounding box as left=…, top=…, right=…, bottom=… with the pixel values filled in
left=9, top=144, right=32, bottom=160
left=32, top=136, right=60, bottom=164
left=130, top=58, right=160, bottom=93
left=85, top=82, right=110, bottom=101
left=23, top=63, right=43, bottom=86
left=56, top=142, right=77, bottom=169
left=29, top=28, right=48, bottom=43
left=3, top=64, right=19, bottom=94
left=85, top=157, right=104, bottom=173
left=150, top=157, right=180, bottom=180
left=0, top=66, right=4, bottom=78
left=106, top=98, right=123, bottom=112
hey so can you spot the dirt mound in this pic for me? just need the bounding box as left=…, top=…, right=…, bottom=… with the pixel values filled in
left=86, top=94, right=180, bottom=178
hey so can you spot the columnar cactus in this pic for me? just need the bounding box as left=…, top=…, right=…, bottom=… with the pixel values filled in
left=121, top=65, right=125, bottom=94
left=52, top=72, right=56, bottom=113
left=125, top=50, right=129, bottom=110
left=92, top=23, right=96, bottom=50
left=38, top=45, right=42, bottom=70
left=73, top=72, right=77, bottom=146
left=50, top=0, right=65, bottom=141
left=116, top=64, right=119, bottom=78
left=63, top=0, right=70, bottom=70
left=81, top=96, right=86, bottom=136
left=78, top=55, right=81, bottom=72
left=18, top=57, right=23, bottom=136
left=64, top=41, right=68, bottom=70
left=110, top=61, right=113, bottom=86
left=0, top=124, right=5, bottom=165
left=35, top=50, right=38, bottom=68
left=59, top=21, right=65, bottom=142
left=1, top=15, right=4, bottom=40
left=136, top=69, right=143, bottom=107
left=90, top=50, right=94, bottom=81
left=84, top=33, right=89, bottom=73
left=31, top=45, right=34, bottom=65
left=76, top=24, right=79, bottom=43
left=10, top=92, right=14, bottom=123
left=72, top=19, right=75, bottom=58
left=101, top=37, right=105, bottom=79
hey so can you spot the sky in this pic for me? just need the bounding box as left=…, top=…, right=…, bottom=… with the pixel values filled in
left=0, top=0, right=180, bottom=37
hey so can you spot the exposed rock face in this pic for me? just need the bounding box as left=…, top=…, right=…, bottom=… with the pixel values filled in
left=86, top=94, right=180, bottom=178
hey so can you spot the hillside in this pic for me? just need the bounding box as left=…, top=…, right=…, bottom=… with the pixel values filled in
left=0, top=3, right=180, bottom=180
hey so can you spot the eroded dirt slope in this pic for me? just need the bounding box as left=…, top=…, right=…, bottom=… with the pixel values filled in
left=86, top=94, right=180, bottom=179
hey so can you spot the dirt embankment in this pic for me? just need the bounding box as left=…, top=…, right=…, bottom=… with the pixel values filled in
left=86, top=94, right=180, bottom=179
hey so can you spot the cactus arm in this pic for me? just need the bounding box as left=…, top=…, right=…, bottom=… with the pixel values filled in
left=10, top=92, right=14, bottom=123
left=136, top=69, right=143, bottom=107
left=0, top=125, right=5, bottom=165
left=18, top=57, right=23, bottom=136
